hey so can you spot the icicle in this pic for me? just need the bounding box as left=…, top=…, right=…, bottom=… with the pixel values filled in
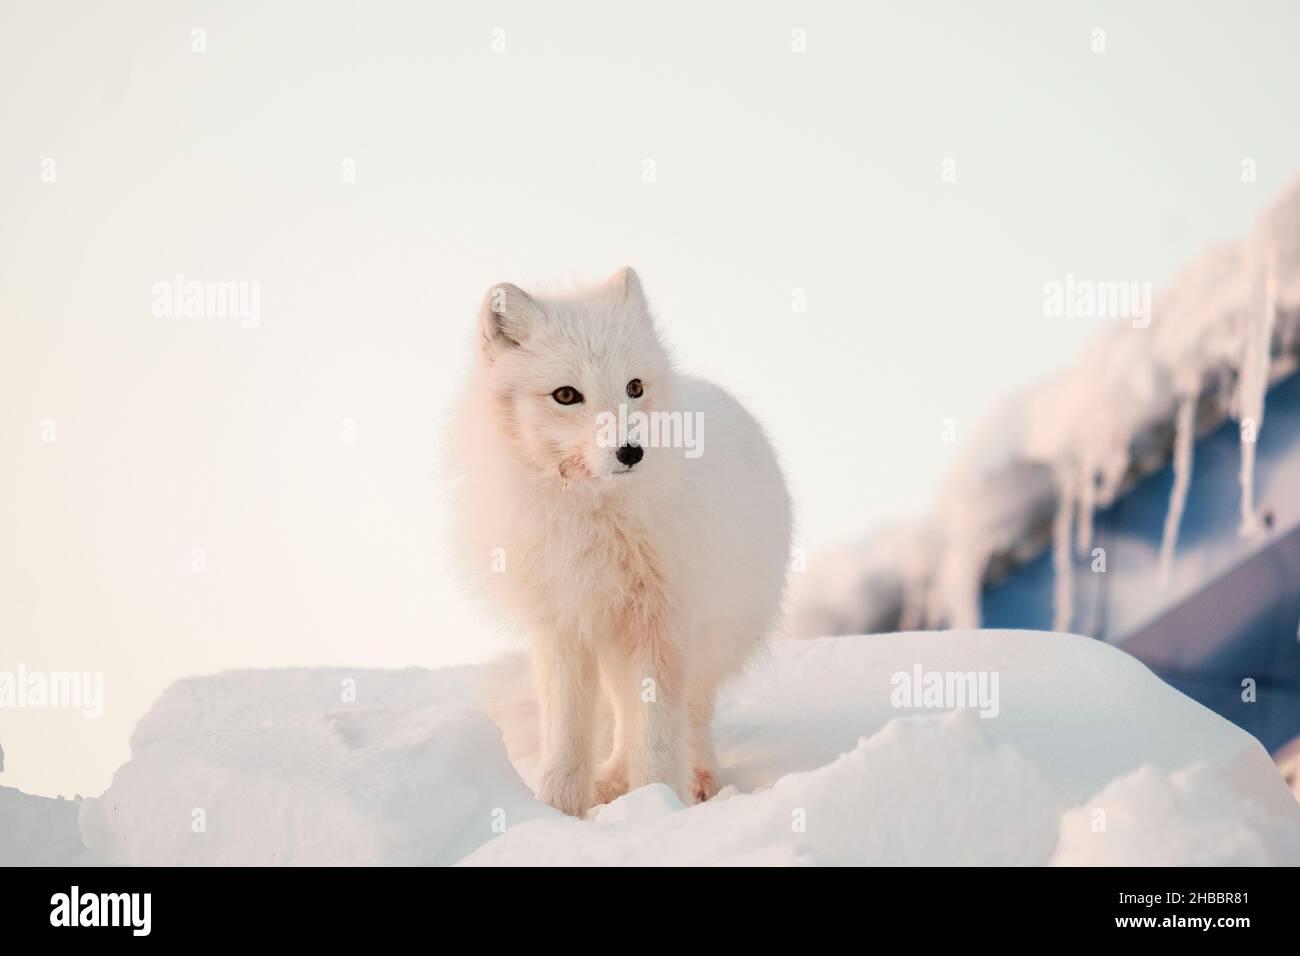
left=1074, top=459, right=1096, bottom=558
left=898, top=580, right=925, bottom=632
left=1158, top=392, right=1197, bottom=584
left=946, top=546, right=983, bottom=630
left=933, top=524, right=982, bottom=630
left=1238, top=237, right=1278, bottom=536
left=898, top=534, right=929, bottom=631
left=1051, top=469, right=1076, bottom=633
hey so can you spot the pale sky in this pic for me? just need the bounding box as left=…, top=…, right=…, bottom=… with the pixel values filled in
left=3, top=0, right=1299, bottom=797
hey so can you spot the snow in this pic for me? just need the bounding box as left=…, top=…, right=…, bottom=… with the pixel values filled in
left=4, top=630, right=1298, bottom=866
left=464, top=710, right=1065, bottom=866
left=790, top=174, right=1300, bottom=638
left=0, top=787, right=93, bottom=866
left=75, top=666, right=550, bottom=866
left=1054, top=762, right=1300, bottom=866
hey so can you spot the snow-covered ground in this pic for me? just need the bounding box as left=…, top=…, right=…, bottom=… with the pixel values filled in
left=4, top=630, right=1297, bottom=866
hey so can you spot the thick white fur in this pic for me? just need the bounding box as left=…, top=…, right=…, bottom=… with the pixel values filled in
left=456, top=268, right=791, bottom=815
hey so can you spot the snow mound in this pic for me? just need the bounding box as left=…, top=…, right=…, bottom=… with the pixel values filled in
left=0, top=787, right=94, bottom=866
left=78, top=667, right=552, bottom=866
left=1053, top=762, right=1300, bottom=866
left=8, top=631, right=1297, bottom=866
left=463, top=710, right=1065, bottom=866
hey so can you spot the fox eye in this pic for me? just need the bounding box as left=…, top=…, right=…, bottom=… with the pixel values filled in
left=551, top=386, right=584, bottom=406
left=626, top=379, right=644, bottom=399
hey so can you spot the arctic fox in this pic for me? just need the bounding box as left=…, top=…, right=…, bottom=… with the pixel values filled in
left=457, top=267, right=791, bottom=815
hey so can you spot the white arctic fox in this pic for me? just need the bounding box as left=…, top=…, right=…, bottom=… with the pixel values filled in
left=456, top=267, right=791, bottom=815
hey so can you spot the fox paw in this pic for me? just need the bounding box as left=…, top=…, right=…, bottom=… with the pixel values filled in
left=537, top=765, right=591, bottom=817
left=692, top=767, right=722, bottom=803
left=593, top=762, right=630, bottom=806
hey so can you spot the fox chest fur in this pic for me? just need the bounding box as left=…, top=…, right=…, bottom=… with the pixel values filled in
left=503, top=490, right=684, bottom=647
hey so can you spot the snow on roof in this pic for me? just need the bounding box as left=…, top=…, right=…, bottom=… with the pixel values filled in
left=792, top=173, right=1300, bottom=639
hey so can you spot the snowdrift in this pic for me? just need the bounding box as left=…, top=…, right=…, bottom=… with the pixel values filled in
left=0, top=786, right=93, bottom=867
left=5, top=631, right=1298, bottom=866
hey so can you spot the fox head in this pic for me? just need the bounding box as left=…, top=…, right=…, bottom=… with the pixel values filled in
left=476, top=267, right=674, bottom=485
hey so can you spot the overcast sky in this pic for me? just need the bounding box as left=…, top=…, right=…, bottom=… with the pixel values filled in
left=3, top=0, right=1299, bottom=796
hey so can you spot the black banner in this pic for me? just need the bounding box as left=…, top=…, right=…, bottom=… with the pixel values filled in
left=0, top=866, right=1290, bottom=942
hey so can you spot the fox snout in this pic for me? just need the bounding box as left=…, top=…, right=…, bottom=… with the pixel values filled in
left=615, top=444, right=643, bottom=468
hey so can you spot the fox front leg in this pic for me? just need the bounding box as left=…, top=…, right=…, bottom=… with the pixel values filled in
left=600, top=625, right=691, bottom=804
left=533, top=636, right=598, bottom=816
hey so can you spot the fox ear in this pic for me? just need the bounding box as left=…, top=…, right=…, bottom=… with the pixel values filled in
left=607, top=266, right=648, bottom=311
left=480, top=282, right=542, bottom=355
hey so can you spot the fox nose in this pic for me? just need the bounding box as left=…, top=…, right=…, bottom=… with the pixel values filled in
left=616, top=444, right=644, bottom=467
